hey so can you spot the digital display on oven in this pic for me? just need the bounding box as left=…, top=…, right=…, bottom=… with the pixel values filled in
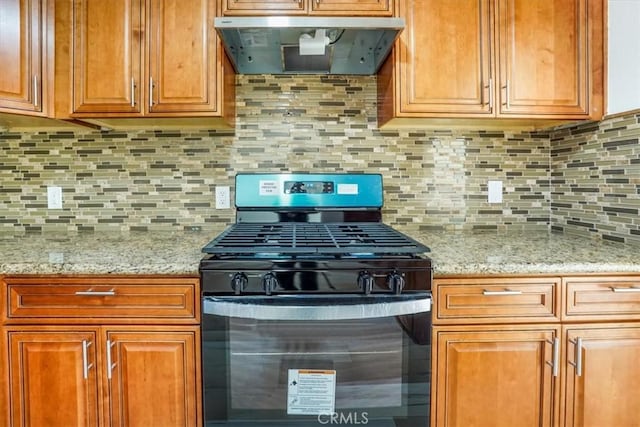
left=284, top=181, right=334, bottom=194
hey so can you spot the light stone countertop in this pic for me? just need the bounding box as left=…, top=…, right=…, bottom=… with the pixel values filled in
left=0, top=228, right=639, bottom=276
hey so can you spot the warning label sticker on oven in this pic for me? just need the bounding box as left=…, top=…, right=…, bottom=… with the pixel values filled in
left=259, top=180, right=279, bottom=196
left=287, top=369, right=336, bottom=415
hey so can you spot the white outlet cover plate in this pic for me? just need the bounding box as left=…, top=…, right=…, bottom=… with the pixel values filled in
left=215, top=186, right=231, bottom=209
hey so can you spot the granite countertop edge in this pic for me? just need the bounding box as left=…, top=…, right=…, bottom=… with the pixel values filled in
left=0, top=229, right=639, bottom=276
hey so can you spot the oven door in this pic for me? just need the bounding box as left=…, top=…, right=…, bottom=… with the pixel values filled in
left=201, top=293, right=431, bottom=426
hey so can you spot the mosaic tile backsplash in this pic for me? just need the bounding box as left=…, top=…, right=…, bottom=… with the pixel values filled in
left=0, top=75, right=638, bottom=243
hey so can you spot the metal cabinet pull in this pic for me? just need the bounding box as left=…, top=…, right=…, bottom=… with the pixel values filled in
left=503, top=80, right=510, bottom=109
left=33, top=75, right=39, bottom=108
left=568, top=337, right=583, bottom=376
left=545, top=337, right=560, bottom=377
left=149, top=77, right=154, bottom=108
left=482, top=289, right=522, bottom=296
left=131, top=78, right=136, bottom=107
left=82, top=340, right=93, bottom=379
left=611, top=286, right=640, bottom=293
left=74, top=289, right=116, bottom=296
left=106, top=339, right=117, bottom=379
left=488, top=78, right=494, bottom=110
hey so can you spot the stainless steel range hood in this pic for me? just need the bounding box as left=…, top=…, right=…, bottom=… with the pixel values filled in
left=214, top=16, right=404, bottom=75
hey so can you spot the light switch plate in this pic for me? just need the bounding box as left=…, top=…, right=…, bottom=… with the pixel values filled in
left=488, top=180, right=503, bottom=204
left=47, top=186, right=63, bottom=209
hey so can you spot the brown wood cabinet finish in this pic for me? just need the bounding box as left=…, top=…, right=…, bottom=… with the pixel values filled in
left=432, top=326, right=559, bottom=427
left=5, top=276, right=198, bottom=323
left=0, top=0, right=50, bottom=115
left=222, top=0, right=393, bottom=15
left=71, top=0, right=228, bottom=118
left=562, top=325, right=640, bottom=427
left=563, top=276, right=640, bottom=321
left=378, top=0, right=604, bottom=126
left=7, top=329, right=100, bottom=427
left=433, top=274, right=640, bottom=427
left=434, top=276, right=560, bottom=324
left=1, top=276, right=202, bottom=427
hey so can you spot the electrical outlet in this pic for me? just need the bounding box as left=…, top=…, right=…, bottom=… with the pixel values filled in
left=47, top=186, right=63, bottom=209
left=215, top=186, right=231, bottom=209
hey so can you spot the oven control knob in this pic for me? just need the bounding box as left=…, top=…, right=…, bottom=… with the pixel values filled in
left=387, top=272, right=405, bottom=295
left=262, top=273, right=279, bottom=296
left=230, top=273, right=248, bottom=295
left=357, top=271, right=375, bottom=295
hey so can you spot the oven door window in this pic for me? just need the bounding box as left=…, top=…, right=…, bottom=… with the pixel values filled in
left=202, top=300, right=430, bottom=426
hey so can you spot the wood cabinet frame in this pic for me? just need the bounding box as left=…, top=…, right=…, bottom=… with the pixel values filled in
left=1, top=275, right=202, bottom=427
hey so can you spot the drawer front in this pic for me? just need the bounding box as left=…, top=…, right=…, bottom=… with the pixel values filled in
left=434, top=277, right=561, bottom=324
left=564, top=276, right=640, bottom=321
left=4, top=277, right=198, bottom=323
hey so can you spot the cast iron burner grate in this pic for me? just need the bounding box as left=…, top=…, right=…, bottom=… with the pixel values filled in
left=201, top=222, right=429, bottom=255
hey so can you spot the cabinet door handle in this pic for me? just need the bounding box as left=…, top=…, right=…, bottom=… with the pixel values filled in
left=131, top=78, right=136, bottom=107
left=569, top=337, right=583, bottom=376
left=482, top=289, right=522, bottom=296
left=503, top=80, right=510, bottom=109
left=545, top=337, right=560, bottom=377
left=106, top=339, right=117, bottom=379
left=33, top=75, right=39, bottom=108
left=149, top=77, right=154, bottom=107
left=611, top=286, right=640, bottom=293
left=75, top=289, right=116, bottom=296
left=488, top=78, right=494, bottom=110
left=82, top=340, right=93, bottom=379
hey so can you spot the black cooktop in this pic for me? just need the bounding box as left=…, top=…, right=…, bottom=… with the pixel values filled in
left=201, top=222, right=430, bottom=255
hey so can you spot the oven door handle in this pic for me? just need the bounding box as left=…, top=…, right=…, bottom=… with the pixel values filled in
left=202, top=294, right=432, bottom=321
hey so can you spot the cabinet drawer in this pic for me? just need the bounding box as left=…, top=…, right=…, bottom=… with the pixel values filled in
left=4, top=276, right=199, bottom=324
left=434, top=277, right=561, bottom=324
left=564, top=276, right=640, bottom=321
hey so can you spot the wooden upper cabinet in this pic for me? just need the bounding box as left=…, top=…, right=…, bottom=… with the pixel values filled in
left=71, top=0, right=227, bottom=118
left=222, top=0, right=307, bottom=15
left=394, top=0, right=493, bottom=117
left=222, top=0, right=393, bottom=16
left=72, top=0, right=143, bottom=114
left=378, top=0, right=604, bottom=126
left=0, top=0, right=45, bottom=115
left=310, top=0, right=393, bottom=15
left=147, top=0, right=219, bottom=114
left=7, top=329, right=100, bottom=427
left=496, top=0, right=598, bottom=118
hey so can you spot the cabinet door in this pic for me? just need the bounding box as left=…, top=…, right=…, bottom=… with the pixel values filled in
left=564, top=325, right=640, bottom=427
left=72, top=0, right=143, bottom=114
left=106, top=328, right=199, bottom=427
left=0, top=0, right=43, bottom=114
left=310, top=0, right=393, bottom=16
left=7, top=329, right=99, bottom=427
left=147, top=0, right=219, bottom=114
left=395, top=0, right=493, bottom=117
left=496, top=0, right=591, bottom=117
left=222, top=0, right=308, bottom=15
left=433, top=326, right=559, bottom=427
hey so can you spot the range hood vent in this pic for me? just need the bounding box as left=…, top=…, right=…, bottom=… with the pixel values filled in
left=214, top=16, right=404, bottom=75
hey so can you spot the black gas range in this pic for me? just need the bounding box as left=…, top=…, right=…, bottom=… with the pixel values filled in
left=199, top=173, right=432, bottom=426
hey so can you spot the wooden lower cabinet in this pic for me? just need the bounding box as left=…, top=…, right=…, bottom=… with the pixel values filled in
left=563, top=325, right=640, bottom=427
left=5, top=325, right=199, bottom=427
left=107, top=328, right=199, bottom=427
left=6, top=329, right=99, bottom=427
left=432, top=325, right=560, bottom=427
